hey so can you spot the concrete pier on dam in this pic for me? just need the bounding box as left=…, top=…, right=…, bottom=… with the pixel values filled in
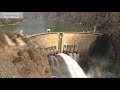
left=28, top=32, right=101, bottom=61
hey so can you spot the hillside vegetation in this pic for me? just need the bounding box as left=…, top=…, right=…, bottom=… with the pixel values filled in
left=0, top=30, right=52, bottom=78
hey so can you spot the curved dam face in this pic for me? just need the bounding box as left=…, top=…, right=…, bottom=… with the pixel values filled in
left=49, top=53, right=87, bottom=78
left=29, top=32, right=101, bottom=60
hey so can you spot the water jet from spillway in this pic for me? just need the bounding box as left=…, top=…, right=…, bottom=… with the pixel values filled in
left=49, top=53, right=87, bottom=78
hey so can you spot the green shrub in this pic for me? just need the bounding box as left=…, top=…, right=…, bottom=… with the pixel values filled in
left=11, top=37, right=17, bottom=44
left=22, top=37, right=29, bottom=43
left=27, top=48, right=34, bottom=60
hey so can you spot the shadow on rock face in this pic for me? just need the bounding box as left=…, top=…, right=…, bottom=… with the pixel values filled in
left=88, top=30, right=120, bottom=78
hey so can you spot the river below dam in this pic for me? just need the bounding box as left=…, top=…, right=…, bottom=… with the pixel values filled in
left=0, top=19, right=87, bottom=35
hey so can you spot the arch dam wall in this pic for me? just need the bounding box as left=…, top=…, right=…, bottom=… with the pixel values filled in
left=28, top=32, right=101, bottom=56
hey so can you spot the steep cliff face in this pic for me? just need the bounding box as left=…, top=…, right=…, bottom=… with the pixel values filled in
left=88, top=29, right=120, bottom=77
left=90, top=29, right=120, bottom=62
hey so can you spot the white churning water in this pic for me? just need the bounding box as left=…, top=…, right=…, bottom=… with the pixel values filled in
left=50, top=53, right=87, bottom=78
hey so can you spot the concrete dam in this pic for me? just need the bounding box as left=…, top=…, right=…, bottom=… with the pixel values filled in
left=28, top=32, right=101, bottom=59
left=28, top=32, right=102, bottom=78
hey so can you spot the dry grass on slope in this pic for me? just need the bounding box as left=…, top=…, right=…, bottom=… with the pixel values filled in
left=12, top=40, right=52, bottom=78
left=0, top=45, right=52, bottom=78
left=25, top=41, right=52, bottom=78
left=0, top=31, right=52, bottom=78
